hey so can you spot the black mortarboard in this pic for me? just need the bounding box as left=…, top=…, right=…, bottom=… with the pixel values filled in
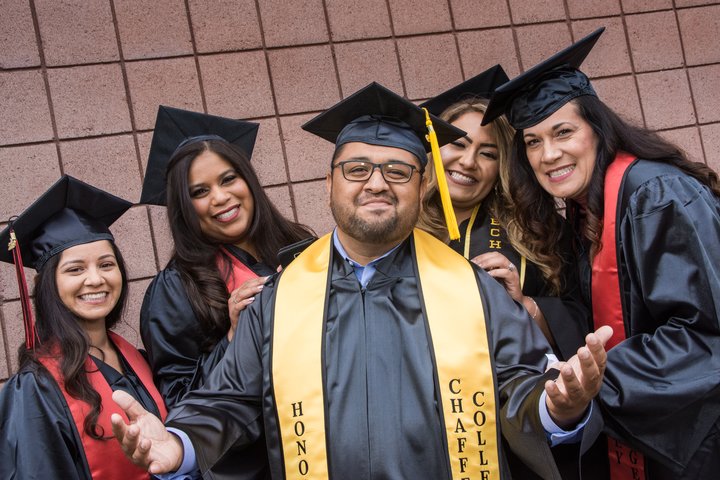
left=301, top=82, right=465, bottom=166
left=0, top=175, right=132, bottom=271
left=141, top=106, right=260, bottom=206
left=482, top=27, right=605, bottom=129
left=420, top=64, right=509, bottom=116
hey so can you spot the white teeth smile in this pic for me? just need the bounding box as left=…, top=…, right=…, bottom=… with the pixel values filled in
left=548, top=166, right=574, bottom=178
left=215, top=207, right=238, bottom=221
left=80, top=293, right=107, bottom=301
left=448, top=171, right=477, bottom=185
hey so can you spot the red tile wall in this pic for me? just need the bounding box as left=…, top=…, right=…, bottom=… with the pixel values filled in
left=2, top=0, right=720, bottom=384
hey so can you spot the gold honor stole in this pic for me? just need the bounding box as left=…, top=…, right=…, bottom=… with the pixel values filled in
left=272, top=229, right=500, bottom=479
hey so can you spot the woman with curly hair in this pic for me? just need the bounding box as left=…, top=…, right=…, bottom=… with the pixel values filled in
left=485, top=27, right=720, bottom=479
left=0, top=176, right=167, bottom=479
left=418, top=66, right=590, bottom=360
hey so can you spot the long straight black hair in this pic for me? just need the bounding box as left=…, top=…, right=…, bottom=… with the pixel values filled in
left=164, top=139, right=314, bottom=351
left=19, top=240, right=129, bottom=439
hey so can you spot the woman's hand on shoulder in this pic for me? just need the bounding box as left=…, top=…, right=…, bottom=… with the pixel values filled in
left=470, top=252, right=523, bottom=302
left=227, top=276, right=269, bottom=341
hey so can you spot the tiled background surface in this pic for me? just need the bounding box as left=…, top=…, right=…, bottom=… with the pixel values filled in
left=2, top=0, right=719, bottom=384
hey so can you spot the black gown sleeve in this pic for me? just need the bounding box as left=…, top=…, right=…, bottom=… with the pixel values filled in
left=0, top=368, right=90, bottom=480
left=164, top=277, right=270, bottom=479
left=140, top=267, right=230, bottom=408
left=601, top=174, right=720, bottom=472
left=533, top=221, right=593, bottom=361
left=474, top=266, right=603, bottom=479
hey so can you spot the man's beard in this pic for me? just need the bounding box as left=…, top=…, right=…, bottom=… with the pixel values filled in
left=331, top=192, right=418, bottom=244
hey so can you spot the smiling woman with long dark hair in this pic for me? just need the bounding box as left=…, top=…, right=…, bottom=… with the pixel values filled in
left=139, top=108, right=314, bottom=414
left=485, top=28, right=720, bottom=479
left=0, top=176, right=167, bottom=479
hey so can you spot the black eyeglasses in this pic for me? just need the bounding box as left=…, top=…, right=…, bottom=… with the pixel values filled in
left=332, top=160, right=423, bottom=184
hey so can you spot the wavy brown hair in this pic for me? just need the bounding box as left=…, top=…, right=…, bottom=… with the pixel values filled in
left=417, top=97, right=564, bottom=293
left=165, top=139, right=314, bottom=351
left=508, top=95, right=720, bottom=261
left=19, top=241, right=129, bottom=440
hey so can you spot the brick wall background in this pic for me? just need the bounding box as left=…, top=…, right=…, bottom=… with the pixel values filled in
left=2, top=0, right=719, bottom=385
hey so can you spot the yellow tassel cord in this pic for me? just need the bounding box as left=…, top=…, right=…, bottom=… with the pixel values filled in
left=423, top=107, right=460, bottom=240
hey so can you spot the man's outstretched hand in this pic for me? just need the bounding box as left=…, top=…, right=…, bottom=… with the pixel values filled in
left=111, top=390, right=184, bottom=475
left=545, top=325, right=612, bottom=429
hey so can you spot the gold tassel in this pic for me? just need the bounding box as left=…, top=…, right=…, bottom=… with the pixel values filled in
left=423, top=107, right=460, bottom=240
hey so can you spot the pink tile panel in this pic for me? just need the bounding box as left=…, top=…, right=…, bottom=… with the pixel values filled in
left=636, top=69, right=696, bottom=130
left=572, top=18, right=632, bottom=77
left=335, top=39, right=404, bottom=97
left=125, top=57, right=204, bottom=130
left=281, top=113, right=335, bottom=182
left=252, top=118, right=291, bottom=187
left=449, top=0, right=511, bottom=29
left=0, top=143, right=62, bottom=222
left=677, top=5, right=720, bottom=66
left=621, top=0, right=673, bottom=13
left=625, top=11, right=684, bottom=72
left=508, top=0, right=566, bottom=24
left=688, top=64, right=720, bottom=124
left=397, top=33, right=463, bottom=100
left=567, top=0, right=622, bottom=18
left=326, top=0, right=392, bottom=41
left=257, top=0, right=329, bottom=47
left=199, top=51, right=275, bottom=119
left=60, top=135, right=143, bottom=201
left=388, top=0, right=453, bottom=35
left=457, top=28, right=521, bottom=78
left=35, top=0, right=119, bottom=66
left=267, top=45, right=340, bottom=115
left=0, top=0, right=40, bottom=68
left=114, top=0, right=193, bottom=60
left=48, top=64, right=132, bottom=139
left=0, top=70, right=54, bottom=145
left=515, top=23, right=573, bottom=70
left=188, top=0, right=262, bottom=53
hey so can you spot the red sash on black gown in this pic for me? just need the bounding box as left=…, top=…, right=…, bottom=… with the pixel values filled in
left=591, top=151, right=646, bottom=479
left=217, top=246, right=259, bottom=293
left=40, top=332, right=168, bottom=480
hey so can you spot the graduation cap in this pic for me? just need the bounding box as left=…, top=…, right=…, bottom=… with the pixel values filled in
left=302, top=82, right=466, bottom=240
left=301, top=82, right=465, bottom=166
left=141, top=106, right=260, bottom=206
left=420, top=64, right=509, bottom=116
left=482, top=27, right=605, bottom=129
left=0, top=175, right=132, bottom=348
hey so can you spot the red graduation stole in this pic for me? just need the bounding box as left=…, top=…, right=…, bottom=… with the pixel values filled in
left=217, top=246, right=259, bottom=293
left=39, top=332, right=168, bottom=480
left=591, top=151, right=646, bottom=479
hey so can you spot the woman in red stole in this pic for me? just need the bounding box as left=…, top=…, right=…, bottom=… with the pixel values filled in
left=0, top=176, right=167, bottom=479
left=138, top=107, right=314, bottom=416
left=418, top=65, right=591, bottom=363
left=485, top=28, right=720, bottom=480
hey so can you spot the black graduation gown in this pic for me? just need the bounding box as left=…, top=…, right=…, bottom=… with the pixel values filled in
left=449, top=206, right=591, bottom=361
left=140, top=246, right=274, bottom=408
left=141, top=246, right=272, bottom=479
left=452, top=210, right=602, bottom=479
left=166, top=236, right=602, bottom=480
left=576, top=162, right=720, bottom=479
left=0, top=349, right=162, bottom=480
